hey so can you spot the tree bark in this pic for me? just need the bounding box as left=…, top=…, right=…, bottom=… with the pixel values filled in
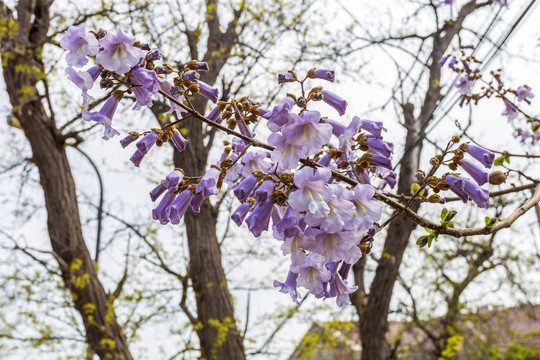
left=1, top=2, right=133, bottom=359
left=359, top=104, right=423, bottom=360
left=356, top=2, right=489, bottom=358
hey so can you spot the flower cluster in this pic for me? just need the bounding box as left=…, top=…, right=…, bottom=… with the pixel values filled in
left=61, top=26, right=507, bottom=307
left=439, top=46, right=539, bottom=145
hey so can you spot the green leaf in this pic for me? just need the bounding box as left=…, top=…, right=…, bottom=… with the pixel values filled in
left=427, top=233, right=438, bottom=248
left=416, top=236, right=429, bottom=248
left=485, top=216, right=497, bottom=229
left=411, top=183, right=420, bottom=194
left=494, top=156, right=505, bottom=166
left=441, top=208, right=449, bottom=221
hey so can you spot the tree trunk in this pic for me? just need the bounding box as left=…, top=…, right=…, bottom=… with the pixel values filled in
left=1, top=1, right=133, bottom=359
left=172, top=68, right=245, bottom=359
left=360, top=104, right=422, bottom=360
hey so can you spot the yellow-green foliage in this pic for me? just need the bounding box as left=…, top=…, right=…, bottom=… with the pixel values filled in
left=208, top=317, right=234, bottom=359
left=439, top=334, right=464, bottom=360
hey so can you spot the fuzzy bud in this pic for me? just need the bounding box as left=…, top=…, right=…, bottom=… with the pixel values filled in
left=489, top=171, right=507, bottom=185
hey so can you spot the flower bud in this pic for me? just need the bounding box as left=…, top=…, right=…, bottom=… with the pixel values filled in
left=489, top=171, right=507, bottom=185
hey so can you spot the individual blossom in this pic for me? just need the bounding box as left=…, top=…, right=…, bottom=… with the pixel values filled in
left=171, top=129, right=188, bottom=152
left=146, top=48, right=161, bottom=61
left=465, top=144, right=495, bottom=168
left=493, top=0, right=507, bottom=7
left=169, top=189, right=194, bottom=225
left=516, top=86, right=534, bottom=103
left=264, top=97, right=296, bottom=132
left=206, top=106, right=222, bottom=122
left=438, top=55, right=450, bottom=66
left=366, top=137, right=394, bottom=158
left=130, top=67, right=160, bottom=110
left=240, top=151, right=271, bottom=177
left=190, top=194, right=204, bottom=213
left=460, top=158, right=489, bottom=186
left=65, top=65, right=101, bottom=105
left=81, top=92, right=122, bottom=140
left=233, top=174, right=258, bottom=203
left=455, top=76, right=474, bottom=95
left=59, top=26, right=99, bottom=67
left=359, top=119, right=386, bottom=138
left=120, top=132, right=139, bottom=148
left=149, top=183, right=166, bottom=202
left=321, top=90, right=347, bottom=116
left=194, top=80, right=219, bottom=103
left=306, top=228, right=361, bottom=264
left=274, top=270, right=301, bottom=304
left=445, top=175, right=490, bottom=208
left=310, top=69, right=335, bottom=82
left=152, top=191, right=176, bottom=224
left=195, top=167, right=220, bottom=199
left=503, top=99, right=519, bottom=120
left=136, top=132, right=158, bottom=155
left=277, top=73, right=295, bottom=84
left=163, top=169, right=184, bottom=193
left=293, top=253, right=331, bottom=298
left=158, top=79, right=186, bottom=117
left=96, top=29, right=143, bottom=74
left=304, top=185, right=355, bottom=234
left=274, top=207, right=305, bottom=238
left=232, top=203, right=251, bottom=226
left=183, top=70, right=200, bottom=82
left=130, top=150, right=145, bottom=167
left=344, top=184, right=383, bottom=233
left=288, top=167, right=332, bottom=217
left=326, top=263, right=358, bottom=307
left=268, top=111, right=332, bottom=169
left=245, top=199, right=274, bottom=237
left=254, top=180, right=275, bottom=202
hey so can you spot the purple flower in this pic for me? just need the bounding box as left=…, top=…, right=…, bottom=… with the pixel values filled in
left=503, top=99, right=519, bottom=120
left=326, top=263, right=358, bottom=307
left=206, top=106, right=221, bottom=122
left=169, top=189, right=194, bottom=225
left=359, top=119, right=386, bottom=138
left=268, top=111, right=332, bottom=169
left=465, top=144, right=495, bottom=168
left=275, top=230, right=313, bottom=268
left=307, top=228, right=361, bottom=263
left=448, top=57, right=457, bottom=70
left=274, top=207, right=305, bottom=238
left=195, top=80, right=219, bottom=103
left=493, top=0, right=507, bottom=7
left=254, top=180, right=274, bottom=202
left=455, top=76, right=474, bottom=95
left=245, top=199, right=274, bottom=237
left=265, top=97, right=296, bottom=132
left=149, top=183, right=166, bottom=202
left=445, top=175, right=490, bottom=208
left=233, top=174, right=258, bottom=203
left=311, top=69, right=335, bottom=82
left=367, top=138, right=394, bottom=158
left=277, top=73, right=295, bottom=84
left=158, top=79, right=186, bottom=117
left=195, top=167, right=220, bottom=199
left=66, top=65, right=101, bottom=105
left=183, top=70, right=200, bottom=82
left=240, top=150, right=271, bottom=177
left=59, top=26, right=99, bottom=67
left=232, top=203, right=251, bottom=226
left=120, top=133, right=138, bottom=148
left=516, top=86, right=534, bottom=103
left=190, top=194, right=204, bottom=213
left=371, top=154, right=393, bottom=170
left=344, top=184, right=383, bottom=233
left=130, top=150, right=145, bottom=167
left=152, top=191, right=176, bottom=224
left=81, top=93, right=121, bottom=140
left=274, top=270, right=301, bottom=304
left=96, top=29, right=143, bottom=74
left=460, top=158, right=489, bottom=186
left=146, top=49, right=161, bottom=61
left=288, top=167, right=332, bottom=215
left=163, top=169, right=184, bottom=192
left=321, top=90, right=347, bottom=116
left=136, top=132, right=158, bottom=155
left=325, top=119, right=346, bottom=137
left=293, top=253, right=331, bottom=298
left=193, top=61, right=209, bottom=71
left=439, top=55, right=450, bottom=66
left=130, top=67, right=160, bottom=110
left=171, top=129, right=188, bottom=152
left=380, top=168, right=397, bottom=189
left=304, top=185, right=355, bottom=234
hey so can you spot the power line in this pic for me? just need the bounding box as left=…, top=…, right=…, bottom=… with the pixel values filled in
left=392, top=0, right=537, bottom=172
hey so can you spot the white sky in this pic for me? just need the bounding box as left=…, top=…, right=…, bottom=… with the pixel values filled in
left=0, top=0, right=539, bottom=358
